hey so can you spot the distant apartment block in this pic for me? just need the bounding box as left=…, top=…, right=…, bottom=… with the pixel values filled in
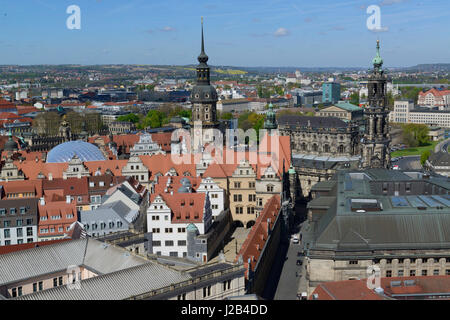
left=418, top=88, right=450, bottom=109
left=322, top=82, right=341, bottom=104
left=390, top=100, right=450, bottom=128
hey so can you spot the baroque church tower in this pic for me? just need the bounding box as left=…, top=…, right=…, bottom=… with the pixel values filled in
left=361, top=40, right=391, bottom=169
left=190, top=18, right=220, bottom=149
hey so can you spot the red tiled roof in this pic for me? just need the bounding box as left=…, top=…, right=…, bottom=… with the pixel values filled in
left=419, top=88, right=450, bottom=97
left=150, top=192, right=206, bottom=224
left=42, top=177, right=89, bottom=196
left=0, top=179, right=43, bottom=198
left=152, top=175, right=202, bottom=195
left=235, top=195, right=281, bottom=279
left=311, top=276, right=450, bottom=300
left=16, top=106, right=39, bottom=115
left=0, top=112, right=20, bottom=120
left=38, top=201, right=78, bottom=237
left=0, top=239, right=71, bottom=255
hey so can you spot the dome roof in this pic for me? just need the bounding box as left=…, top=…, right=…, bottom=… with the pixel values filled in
left=180, top=178, right=191, bottom=186
left=178, top=186, right=190, bottom=193
left=190, top=85, right=218, bottom=103
left=47, top=140, right=106, bottom=163
left=4, top=136, right=17, bottom=151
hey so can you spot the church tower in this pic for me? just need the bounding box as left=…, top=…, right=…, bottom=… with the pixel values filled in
left=361, top=40, right=391, bottom=169
left=190, top=18, right=220, bottom=148
left=264, top=103, right=278, bottom=130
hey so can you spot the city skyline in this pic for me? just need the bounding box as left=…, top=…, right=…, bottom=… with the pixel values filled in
left=0, top=0, right=448, bottom=67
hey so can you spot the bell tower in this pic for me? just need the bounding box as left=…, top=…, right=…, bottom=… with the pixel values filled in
left=190, top=18, right=220, bottom=149
left=361, top=40, right=391, bottom=169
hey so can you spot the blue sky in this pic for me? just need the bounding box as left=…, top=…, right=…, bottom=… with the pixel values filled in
left=0, top=0, right=448, bottom=67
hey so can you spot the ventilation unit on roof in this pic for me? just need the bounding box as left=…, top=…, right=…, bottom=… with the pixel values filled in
left=374, top=287, right=384, bottom=294
left=404, top=280, right=416, bottom=286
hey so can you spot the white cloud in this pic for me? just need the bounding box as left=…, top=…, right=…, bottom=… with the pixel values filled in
left=379, top=0, right=408, bottom=6
left=160, top=26, right=175, bottom=32
left=273, top=27, right=290, bottom=37
left=370, top=26, right=390, bottom=32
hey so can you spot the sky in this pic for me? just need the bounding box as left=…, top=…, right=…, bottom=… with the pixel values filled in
left=0, top=0, right=448, bottom=67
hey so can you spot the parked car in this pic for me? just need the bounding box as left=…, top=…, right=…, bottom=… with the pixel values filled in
left=296, top=259, right=303, bottom=266
left=292, top=235, right=299, bottom=244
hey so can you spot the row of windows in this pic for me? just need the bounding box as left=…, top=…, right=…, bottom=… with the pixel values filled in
left=85, top=221, right=123, bottom=231
left=386, top=269, right=450, bottom=277
left=40, top=226, right=69, bottom=234
left=351, top=258, right=450, bottom=265
left=89, top=181, right=105, bottom=187
left=235, top=207, right=256, bottom=214
left=2, top=238, right=34, bottom=246
left=151, top=228, right=186, bottom=234
left=6, top=192, right=35, bottom=198
left=3, top=219, right=33, bottom=227
left=0, top=207, right=28, bottom=215
left=152, top=240, right=186, bottom=247
left=2, top=227, right=34, bottom=238
left=2, top=227, right=33, bottom=238
left=233, top=182, right=256, bottom=189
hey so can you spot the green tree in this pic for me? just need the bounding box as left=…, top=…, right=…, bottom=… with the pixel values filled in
left=143, top=110, right=166, bottom=128
left=421, top=150, right=431, bottom=166
left=402, top=123, right=430, bottom=147
left=219, top=112, right=233, bottom=120
left=117, top=113, right=140, bottom=124
left=350, top=92, right=360, bottom=105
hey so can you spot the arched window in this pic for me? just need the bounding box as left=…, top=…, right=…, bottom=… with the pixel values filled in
left=324, top=145, right=330, bottom=153
left=312, top=144, right=318, bottom=152
left=339, top=145, right=345, bottom=154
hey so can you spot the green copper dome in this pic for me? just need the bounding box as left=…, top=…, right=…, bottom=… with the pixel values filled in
left=264, top=103, right=277, bottom=130
left=288, top=165, right=296, bottom=174
left=372, top=40, right=383, bottom=70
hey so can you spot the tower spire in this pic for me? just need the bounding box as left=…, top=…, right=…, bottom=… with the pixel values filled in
left=201, top=16, right=205, bottom=54
left=372, top=39, right=383, bottom=71
left=198, top=17, right=208, bottom=65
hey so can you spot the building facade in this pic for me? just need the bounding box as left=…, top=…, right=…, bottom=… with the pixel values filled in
left=322, top=82, right=341, bottom=104
left=303, top=169, right=450, bottom=295
left=0, top=198, right=38, bottom=246
left=418, top=88, right=450, bottom=109
left=278, top=115, right=360, bottom=158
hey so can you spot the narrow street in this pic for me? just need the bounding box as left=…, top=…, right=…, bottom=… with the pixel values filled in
left=262, top=201, right=308, bottom=300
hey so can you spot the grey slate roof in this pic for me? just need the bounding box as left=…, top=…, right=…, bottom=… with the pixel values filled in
left=16, top=262, right=191, bottom=300
left=0, top=238, right=148, bottom=286
left=308, top=169, right=450, bottom=254
left=81, top=200, right=138, bottom=226
left=0, top=239, right=87, bottom=286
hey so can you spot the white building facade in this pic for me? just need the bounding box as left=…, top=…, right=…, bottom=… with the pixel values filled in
left=147, top=193, right=213, bottom=258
